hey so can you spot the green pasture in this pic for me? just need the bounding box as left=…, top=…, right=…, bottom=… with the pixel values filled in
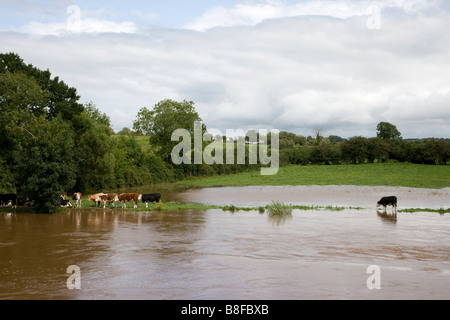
left=177, top=162, right=450, bottom=189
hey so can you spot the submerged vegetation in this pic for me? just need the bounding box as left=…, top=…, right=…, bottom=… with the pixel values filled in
left=266, top=201, right=293, bottom=215
left=398, top=208, right=450, bottom=214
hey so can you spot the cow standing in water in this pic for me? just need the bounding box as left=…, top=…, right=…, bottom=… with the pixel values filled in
left=377, top=196, right=397, bottom=213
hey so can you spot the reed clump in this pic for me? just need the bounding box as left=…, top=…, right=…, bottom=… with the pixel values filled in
left=266, top=201, right=293, bottom=215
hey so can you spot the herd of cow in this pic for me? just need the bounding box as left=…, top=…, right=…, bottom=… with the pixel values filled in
left=0, top=192, right=161, bottom=209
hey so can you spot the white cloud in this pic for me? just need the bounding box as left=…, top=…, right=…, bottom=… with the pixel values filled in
left=19, top=20, right=137, bottom=36
left=1, top=0, right=449, bottom=138
left=18, top=5, right=137, bottom=36
left=183, top=0, right=437, bottom=31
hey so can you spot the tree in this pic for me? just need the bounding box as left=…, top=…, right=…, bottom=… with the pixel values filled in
left=0, top=157, right=14, bottom=193
left=83, top=101, right=112, bottom=130
left=310, top=143, right=342, bottom=165
left=117, top=127, right=132, bottom=135
left=376, top=122, right=402, bottom=141
left=74, top=108, right=116, bottom=191
left=133, top=99, right=205, bottom=162
left=328, top=135, right=346, bottom=143
left=340, top=137, right=369, bottom=164
left=367, top=138, right=389, bottom=163
left=0, top=53, right=88, bottom=212
left=312, top=129, right=324, bottom=146
left=12, top=116, right=77, bottom=213
left=0, top=70, right=49, bottom=160
left=421, top=139, right=450, bottom=165
left=0, top=52, right=84, bottom=124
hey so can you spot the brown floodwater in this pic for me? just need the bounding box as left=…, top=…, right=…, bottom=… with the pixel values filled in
left=0, top=185, right=449, bottom=300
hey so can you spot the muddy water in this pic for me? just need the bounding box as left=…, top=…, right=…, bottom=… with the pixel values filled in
left=176, top=185, right=450, bottom=209
left=0, top=185, right=449, bottom=300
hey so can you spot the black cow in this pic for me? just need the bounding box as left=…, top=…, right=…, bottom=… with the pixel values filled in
left=139, top=193, right=161, bottom=208
left=0, top=194, right=17, bottom=209
left=377, top=196, right=397, bottom=213
left=60, top=197, right=72, bottom=207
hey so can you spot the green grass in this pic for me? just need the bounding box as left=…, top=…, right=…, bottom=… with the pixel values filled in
left=177, top=163, right=450, bottom=189
left=266, top=201, right=293, bottom=215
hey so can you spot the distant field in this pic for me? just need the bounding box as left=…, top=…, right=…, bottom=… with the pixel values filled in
left=177, top=163, right=450, bottom=189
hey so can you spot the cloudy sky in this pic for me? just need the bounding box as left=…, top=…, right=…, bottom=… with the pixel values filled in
left=1, top=0, right=449, bottom=138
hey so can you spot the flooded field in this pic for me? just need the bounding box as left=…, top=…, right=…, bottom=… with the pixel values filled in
left=0, top=185, right=449, bottom=300
left=176, top=185, right=450, bottom=209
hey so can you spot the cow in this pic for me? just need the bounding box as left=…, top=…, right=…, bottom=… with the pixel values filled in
left=60, top=196, right=72, bottom=207
left=99, top=193, right=119, bottom=209
left=72, top=192, right=82, bottom=208
left=0, top=194, right=17, bottom=209
left=88, top=193, right=106, bottom=207
left=17, top=197, right=30, bottom=207
left=377, top=196, right=397, bottom=213
left=118, top=193, right=140, bottom=209
left=139, top=193, right=161, bottom=209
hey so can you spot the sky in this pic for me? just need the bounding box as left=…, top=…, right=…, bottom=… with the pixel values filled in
left=1, top=0, right=449, bottom=138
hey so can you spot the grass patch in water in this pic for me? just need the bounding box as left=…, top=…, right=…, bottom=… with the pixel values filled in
left=398, top=207, right=450, bottom=214
left=266, top=201, right=293, bottom=215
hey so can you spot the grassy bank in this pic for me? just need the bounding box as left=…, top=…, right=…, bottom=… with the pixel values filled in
left=177, top=163, right=450, bottom=189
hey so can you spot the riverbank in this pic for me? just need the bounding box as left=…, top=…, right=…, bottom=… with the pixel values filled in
left=176, top=163, right=450, bottom=189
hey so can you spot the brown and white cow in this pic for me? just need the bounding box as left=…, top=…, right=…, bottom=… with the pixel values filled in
left=99, top=193, right=119, bottom=209
left=118, top=193, right=139, bottom=209
left=88, top=193, right=105, bottom=207
left=72, top=192, right=82, bottom=208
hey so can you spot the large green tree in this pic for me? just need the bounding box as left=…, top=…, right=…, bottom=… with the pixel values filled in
left=74, top=104, right=116, bottom=192
left=12, top=115, right=77, bottom=213
left=0, top=53, right=84, bottom=123
left=376, top=122, right=402, bottom=141
left=340, top=136, right=369, bottom=164
left=133, top=99, right=206, bottom=162
left=0, top=53, right=117, bottom=212
left=0, top=53, right=84, bottom=212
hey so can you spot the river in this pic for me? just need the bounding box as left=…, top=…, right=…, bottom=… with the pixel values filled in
left=0, top=185, right=449, bottom=300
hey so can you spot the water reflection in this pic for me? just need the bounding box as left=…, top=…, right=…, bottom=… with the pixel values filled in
left=0, top=209, right=210, bottom=300
left=267, top=213, right=293, bottom=226
left=377, top=210, right=397, bottom=224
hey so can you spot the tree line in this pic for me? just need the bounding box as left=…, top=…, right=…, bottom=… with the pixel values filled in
left=1, top=53, right=449, bottom=212
left=275, top=123, right=449, bottom=166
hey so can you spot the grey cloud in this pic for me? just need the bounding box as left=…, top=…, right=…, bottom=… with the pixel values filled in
left=1, top=3, right=449, bottom=138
